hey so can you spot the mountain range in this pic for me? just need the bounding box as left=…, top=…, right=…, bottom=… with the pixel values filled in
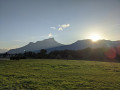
left=8, top=38, right=63, bottom=54
left=47, top=39, right=120, bottom=52
left=8, top=38, right=120, bottom=54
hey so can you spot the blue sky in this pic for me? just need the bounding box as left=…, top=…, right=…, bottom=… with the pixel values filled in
left=0, top=0, right=120, bottom=49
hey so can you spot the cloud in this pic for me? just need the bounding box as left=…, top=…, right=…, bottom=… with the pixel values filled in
left=50, top=24, right=70, bottom=31
left=48, top=33, right=53, bottom=37
left=58, top=24, right=70, bottom=31
left=50, top=27, right=56, bottom=30
left=61, top=24, right=70, bottom=28
left=58, top=27, right=63, bottom=31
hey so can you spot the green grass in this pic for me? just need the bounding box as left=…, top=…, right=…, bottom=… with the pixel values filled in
left=0, top=59, right=120, bottom=90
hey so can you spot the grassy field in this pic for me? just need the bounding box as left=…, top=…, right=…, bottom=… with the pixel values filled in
left=0, top=59, right=120, bottom=90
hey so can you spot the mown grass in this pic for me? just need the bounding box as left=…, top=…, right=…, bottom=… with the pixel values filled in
left=0, top=59, right=120, bottom=90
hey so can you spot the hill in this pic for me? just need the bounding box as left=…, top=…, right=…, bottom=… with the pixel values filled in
left=8, top=38, right=120, bottom=54
left=47, top=39, right=120, bottom=52
left=8, top=38, right=63, bottom=54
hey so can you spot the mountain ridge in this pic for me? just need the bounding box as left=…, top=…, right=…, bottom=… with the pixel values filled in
left=8, top=38, right=63, bottom=54
left=46, top=39, right=120, bottom=52
left=7, top=38, right=120, bottom=54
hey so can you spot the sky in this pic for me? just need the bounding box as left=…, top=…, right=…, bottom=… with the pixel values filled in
left=0, top=0, right=120, bottom=49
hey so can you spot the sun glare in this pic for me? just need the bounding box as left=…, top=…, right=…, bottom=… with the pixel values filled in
left=89, top=34, right=101, bottom=42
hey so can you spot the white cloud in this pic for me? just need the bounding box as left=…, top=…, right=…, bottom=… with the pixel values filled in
left=58, top=24, right=70, bottom=31
left=58, top=27, right=63, bottom=31
left=48, top=33, right=53, bottom=37
left=50, top=27, right=56, bottom=30
left=50, top=24, right=70, bottom=31
left=61, top=24, right=70, bottom=28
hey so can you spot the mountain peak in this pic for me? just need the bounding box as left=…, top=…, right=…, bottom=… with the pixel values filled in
left=36, top=38, right=55, bottom=43
left=44, top=38, right=55, bottom=41
left=8, top=38, right=63, bottom=54
left=29, top=42, right=34, bottom=44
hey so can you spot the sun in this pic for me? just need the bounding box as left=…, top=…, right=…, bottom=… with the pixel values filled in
left=89, top=34, right=101, bottom=42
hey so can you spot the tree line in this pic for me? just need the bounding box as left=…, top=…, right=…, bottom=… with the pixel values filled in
left=0, top=47, right=120, bottom=61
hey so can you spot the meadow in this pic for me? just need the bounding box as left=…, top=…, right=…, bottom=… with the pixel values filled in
left=0, top=59, right=120, bottom=90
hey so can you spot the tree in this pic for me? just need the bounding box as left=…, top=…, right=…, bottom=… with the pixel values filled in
left=39, top=49, right=47, bottom=58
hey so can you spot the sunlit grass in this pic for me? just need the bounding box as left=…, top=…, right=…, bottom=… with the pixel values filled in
left=0, top=59, right=120, bottom=89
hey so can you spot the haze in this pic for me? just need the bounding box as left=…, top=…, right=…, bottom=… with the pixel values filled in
left=0, top=0, right=120, bottom=50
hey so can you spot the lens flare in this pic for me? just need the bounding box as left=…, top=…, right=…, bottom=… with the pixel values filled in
left=105, top=47, right=116, bottom=59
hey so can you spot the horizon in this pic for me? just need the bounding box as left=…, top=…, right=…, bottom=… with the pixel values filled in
left=0, top=0, right=120, bottom=50
left=2, top=37, right=120, bottom=51
left=0, top=34, right=120, bottom=51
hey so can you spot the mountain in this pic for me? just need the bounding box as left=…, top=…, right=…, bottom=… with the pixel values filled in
left=8, top=38, right=63, bottom=54
left=46, top=39, right=120, bottom=52
left=8, top=38, right=120, bottom=54
left=0, top=49, right=8, bottom=53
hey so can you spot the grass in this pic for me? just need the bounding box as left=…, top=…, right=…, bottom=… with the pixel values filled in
left=0, top=59, right=120, bottom=90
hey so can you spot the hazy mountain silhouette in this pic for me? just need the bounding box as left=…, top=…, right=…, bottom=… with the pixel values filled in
left=8, top=38, right=63, bottom=54
left=8, top=38, right=120, bottom=54
left=46, top=39, right=120, bottom=52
